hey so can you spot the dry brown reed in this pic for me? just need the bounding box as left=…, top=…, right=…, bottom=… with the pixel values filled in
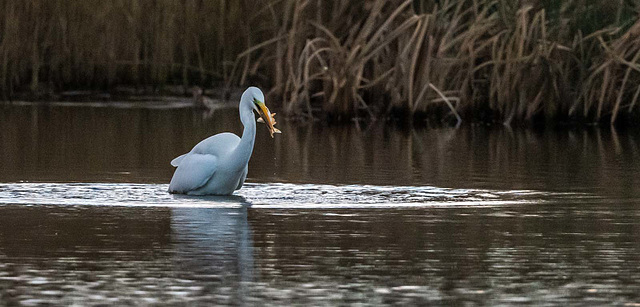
left=227, top=0, right=640, bottom=124
left=0, top=1, right=247, bottom=95
left=1, top=0, right=640, bottom=124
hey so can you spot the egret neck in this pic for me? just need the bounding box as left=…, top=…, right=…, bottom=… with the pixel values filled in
left=229, top=95, right=257, bottom=170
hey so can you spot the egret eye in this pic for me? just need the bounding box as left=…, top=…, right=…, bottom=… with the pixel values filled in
left=252, top=98, right=262, bottom=111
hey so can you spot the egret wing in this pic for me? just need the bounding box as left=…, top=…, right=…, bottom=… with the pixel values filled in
left=170, top=153, right=187, bottom=167
left=168, top=153, right=218, bottom=193
left=235, top=166, right=248, bottom=190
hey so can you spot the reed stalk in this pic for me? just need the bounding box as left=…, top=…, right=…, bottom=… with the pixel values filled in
left=1, top=0, right=639, bottom=124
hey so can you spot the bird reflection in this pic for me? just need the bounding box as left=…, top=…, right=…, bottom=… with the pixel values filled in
left=170, top=201, right=254, bottom=286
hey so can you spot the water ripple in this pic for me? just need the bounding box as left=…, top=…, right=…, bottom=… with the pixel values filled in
left=0, top=182, right=571, bottom=208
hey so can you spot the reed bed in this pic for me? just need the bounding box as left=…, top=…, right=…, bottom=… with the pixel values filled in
left=1, top=0, right=639, bottom=124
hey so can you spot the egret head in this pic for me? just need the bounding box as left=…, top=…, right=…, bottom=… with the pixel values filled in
left=242, top=87, right=281, bottom=137
left=245, top=87, right=266, bottom=114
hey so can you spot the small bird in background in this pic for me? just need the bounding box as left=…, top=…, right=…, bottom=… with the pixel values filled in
left=192, top=86, right=217, bottom=110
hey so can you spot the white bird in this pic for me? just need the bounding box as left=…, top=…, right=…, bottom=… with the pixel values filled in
left=169, top=87, right=280, bottom=195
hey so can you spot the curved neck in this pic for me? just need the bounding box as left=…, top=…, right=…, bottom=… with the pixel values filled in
left=230, top=103, right=256, bottom=169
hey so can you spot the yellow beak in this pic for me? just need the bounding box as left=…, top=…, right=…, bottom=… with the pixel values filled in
left=255, top=100, right=281, bottom=138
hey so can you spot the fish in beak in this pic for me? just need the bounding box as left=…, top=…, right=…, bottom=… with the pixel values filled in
left=254, top=99, right=281, bottom=138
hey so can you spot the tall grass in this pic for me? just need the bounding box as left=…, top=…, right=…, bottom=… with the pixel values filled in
left=1, top=0, right=639, bottom=124
left=0, top=1, right=247, bottom=95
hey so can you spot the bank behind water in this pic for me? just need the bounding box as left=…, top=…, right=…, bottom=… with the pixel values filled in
left=2, top=1, right=640, bottom=124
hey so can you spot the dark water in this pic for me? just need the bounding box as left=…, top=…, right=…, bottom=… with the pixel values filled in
left=1, top=102, right=640, bottom=305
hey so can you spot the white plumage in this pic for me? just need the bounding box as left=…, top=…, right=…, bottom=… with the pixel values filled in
left=169, top=87, right=272, bottom=195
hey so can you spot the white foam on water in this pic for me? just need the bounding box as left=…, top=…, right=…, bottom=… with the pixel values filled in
left=0, top=182, right=571, bottom=209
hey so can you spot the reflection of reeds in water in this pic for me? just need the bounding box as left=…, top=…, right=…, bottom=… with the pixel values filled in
left=256, top=121, right=640, bottom=198
left=1, top=1, right=640, bottom=123
left=1, top=104, right=639, bottom=197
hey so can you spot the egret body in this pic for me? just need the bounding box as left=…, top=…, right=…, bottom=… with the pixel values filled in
left=169, top=87, right=278, bottom=195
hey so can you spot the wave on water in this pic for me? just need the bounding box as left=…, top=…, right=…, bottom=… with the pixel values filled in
left=0, top=182, right=572, bottom=208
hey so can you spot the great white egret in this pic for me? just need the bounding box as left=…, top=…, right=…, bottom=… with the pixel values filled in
left=169, top=87, right=280, bottom=195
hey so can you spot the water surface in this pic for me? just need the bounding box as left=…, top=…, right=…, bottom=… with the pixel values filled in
left=1, top=102, right=640, bottom=305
